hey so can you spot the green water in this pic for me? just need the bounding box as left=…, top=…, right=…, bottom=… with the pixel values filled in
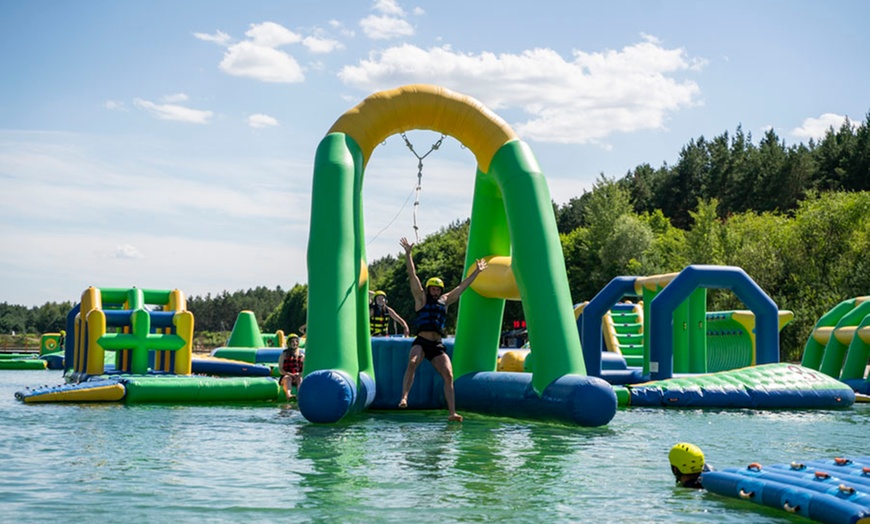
left=1, top=370, right=867, bottom=523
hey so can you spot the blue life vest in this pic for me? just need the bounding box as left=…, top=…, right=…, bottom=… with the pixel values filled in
left=416, top=294, right=447, bottom=335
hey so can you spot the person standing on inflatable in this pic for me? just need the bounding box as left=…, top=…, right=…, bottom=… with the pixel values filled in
left=398, top=236, right=487, bottom=422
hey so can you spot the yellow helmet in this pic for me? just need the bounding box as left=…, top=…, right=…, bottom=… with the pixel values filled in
left=374, top=290, right=387, bottom=298
left=669, top=443, right=705, bottom=475
left=287, top=333, right=300, bottom=341
left=426, top=277, right=444, bottom=289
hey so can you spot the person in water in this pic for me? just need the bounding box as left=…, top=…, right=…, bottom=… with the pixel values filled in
left=277, top=333, right=304, bottom=400
left=669, top=442, right=712, bottom=489
left=370, top=290, right=410, bottom=337
left=398, top=236, right=487, bottom=422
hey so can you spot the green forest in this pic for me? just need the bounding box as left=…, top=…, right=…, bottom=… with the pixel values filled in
left=3, top=113, right=869, bottom=360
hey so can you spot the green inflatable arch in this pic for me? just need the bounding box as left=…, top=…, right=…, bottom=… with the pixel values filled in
left=302, top=84, right=586, bottom=421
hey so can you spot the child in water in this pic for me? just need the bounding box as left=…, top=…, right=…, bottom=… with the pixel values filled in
left=278, top=334, right=304, bottom=400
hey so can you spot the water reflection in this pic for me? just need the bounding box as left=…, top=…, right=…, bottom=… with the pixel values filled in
left=288, top=410, right=622, bottom=521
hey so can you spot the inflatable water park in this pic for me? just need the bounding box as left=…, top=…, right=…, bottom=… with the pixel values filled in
left=13, top=86, right=862, bottom=423
left=9, top=84, right=864, bottom=422
left=9, top=83, right=870, bottom=524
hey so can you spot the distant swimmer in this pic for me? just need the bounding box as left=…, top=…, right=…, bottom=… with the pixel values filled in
left=398, top=236, right=486, bottom=422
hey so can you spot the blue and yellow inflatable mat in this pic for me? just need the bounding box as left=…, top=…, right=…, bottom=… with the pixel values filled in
left=703, top=456, right=870, bottom=524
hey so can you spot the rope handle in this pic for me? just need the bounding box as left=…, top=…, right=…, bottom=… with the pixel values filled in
left=402, top=132, right=446, bottom=242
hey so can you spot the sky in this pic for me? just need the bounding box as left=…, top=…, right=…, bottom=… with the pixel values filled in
left=1, top=1, right=869, bottom=307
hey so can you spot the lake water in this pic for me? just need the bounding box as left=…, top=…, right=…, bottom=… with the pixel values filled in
left=1, top=369, right=867, bottom=523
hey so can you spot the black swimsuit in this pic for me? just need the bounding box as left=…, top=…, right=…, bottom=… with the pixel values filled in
left=413, top=336, right=447, bottom=361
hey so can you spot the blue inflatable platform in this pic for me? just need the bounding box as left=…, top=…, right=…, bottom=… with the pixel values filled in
left=703, top=456, right=870, bottom=524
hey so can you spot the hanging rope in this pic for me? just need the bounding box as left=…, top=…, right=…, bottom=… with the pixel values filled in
left=366, top=183, right=417, bottom=247
left=401, top=132, right=445, bottom=242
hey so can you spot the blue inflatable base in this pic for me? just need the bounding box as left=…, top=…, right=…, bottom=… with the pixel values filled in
left=191, top=358, right=272, bottom=377
left=297, top=369, right=375, bottom=423
left=702, top=456, right=870, bottom=524
left=843, top=379, right=870, bottom=395
left=454, top=371, right=616, bottom=427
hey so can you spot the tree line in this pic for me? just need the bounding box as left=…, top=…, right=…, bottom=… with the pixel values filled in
left=557, top=113, right=870, bottom=232
left=0, top=301, right=73, bottom=335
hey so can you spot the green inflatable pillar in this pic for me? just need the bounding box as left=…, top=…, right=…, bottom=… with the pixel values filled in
left=453, top=168, right=510, bottom=376
left=487, top=140, right=586, bottom=393
left=306, top=133, right=364, bottom=378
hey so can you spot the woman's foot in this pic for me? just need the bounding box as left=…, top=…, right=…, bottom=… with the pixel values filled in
left=398, top=398, right=408, bottom=408
left=448, top=413, right=463, bottom=422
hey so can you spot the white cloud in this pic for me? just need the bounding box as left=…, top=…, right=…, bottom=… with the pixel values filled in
left=245, top=21, right=302, bottom=47
left=329, top=19, right=355, bottom=38
left=373, top=0, right=405, bottom=16
left=303, top=36, right=344, bottom=54
left=219, top=41, right=305, bottom=83
left=162, top=93, right=189, bottom=103
left=133, top=98, right=213, bottom=124
left=193, top=30, right=231, bottom=46
left=105, top=100, right=126, bottom=111
left=199, top=21, right=347, bottom=82
left=791, top=113, right=858, bottom=141
left=248, top=113, right=279, bottom=128
left=412, top=7, right=425, bottom=16
left=114, top=244, right=144, bottom=259
left=360, top=15, right=414, bottom=40
left=338, top=38, right=702, bottom=145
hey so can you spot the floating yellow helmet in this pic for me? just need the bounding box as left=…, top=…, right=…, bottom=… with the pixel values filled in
left=426, top=277, right=444, bottom=289
left=669, top=443, right=705, bottom=475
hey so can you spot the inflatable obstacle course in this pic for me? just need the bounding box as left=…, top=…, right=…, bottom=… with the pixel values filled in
left=0, top=332, right=63, bottom=370
left=15, top=287, right=282, bottom=404
left=580, top=265, right=788, bottom=381
left=570, top=265, right=859, bottom=409
left=302, top=84, right=615, bottom=426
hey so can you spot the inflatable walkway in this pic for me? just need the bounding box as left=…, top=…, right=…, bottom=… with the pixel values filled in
left=703, top=456, right=870, bottom=524
left=626, top=362, right=854, bottom=408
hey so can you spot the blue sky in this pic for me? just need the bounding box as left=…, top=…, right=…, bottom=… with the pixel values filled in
left=1, top=0, right=868, bottom=307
